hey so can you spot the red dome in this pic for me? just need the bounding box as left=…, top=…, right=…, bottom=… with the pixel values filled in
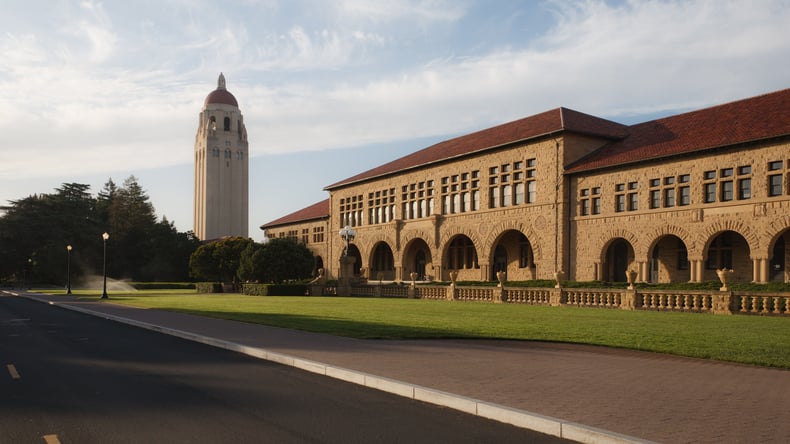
left=204, top=89, right=238, bottom=107
left=204, top=73, right=238, bottom=107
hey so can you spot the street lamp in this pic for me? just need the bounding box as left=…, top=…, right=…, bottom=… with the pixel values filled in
left=339, top=225, right=356, bottom=257
left=66, top=245, right=72, bottom=295
left=101, top=232, right=109, bottom=299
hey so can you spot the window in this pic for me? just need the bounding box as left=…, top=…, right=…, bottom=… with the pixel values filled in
left=580, top=187, right=601, bottom=216
left=703, top=165, right=751, bottom=203
left=650, top=190, right=660, bottom=209
left=339, top=195, right=364, bottom=227
left=738, top=178, right=751, bottom=200
left=223, top=117, right=231, bottom=131
left=612, top=182, right=637, bottom=213
left=488, top=159, right=535, bottom=208
left=768, top=160, right=786, bottom=197
left=441, top=173, right=476, bottom=215
left=664, top=188, right=675, bottom=207
left=679, top=186, right=690, bottom=206
left=370, top=188, right=397, bottom=224
left=615, top=194, right=625, bottom=212
left=769, top=174, right=783, bottom=196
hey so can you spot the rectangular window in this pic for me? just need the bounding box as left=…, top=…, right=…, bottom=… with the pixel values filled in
left=769, top=174, right=783, bottom=196
left=738, top=178, right=751, bottom=200
left=526, top=181, right=536, bottom=203
left=628, top=193, right=638, bottom=211
left=720, top=168, right=733, bottom=178
left=592, top=197, right=601, bottom=215
left=650, top=190, right=660, bottom=209
left=502, top=185, right=512, bottom=207
left=768, top=160, right=783, bottom=171
left=514, top=182, right=525, bottom=205
left=679, top=186, right=690, bottom=206
left=720, top=181, right=733, bottom=201
left=489, top=188, right=499, bottom=208
left=704, top=170, right=716, bottom=180
left=704, top=183, right=716, bottom=203
left=581, top=199, right=590, bottom=216
left=615, top=194, right=625, bottom=212
left=664, top=188, right=675, bottom=207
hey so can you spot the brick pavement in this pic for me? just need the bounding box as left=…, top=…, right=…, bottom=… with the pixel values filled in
left=12, top=291, right=790, bottom=443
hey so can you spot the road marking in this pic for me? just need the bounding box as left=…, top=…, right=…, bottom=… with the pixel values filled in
left=43, top=435, right=62, bottom=444
left=7, top=364, right=20, bottom=379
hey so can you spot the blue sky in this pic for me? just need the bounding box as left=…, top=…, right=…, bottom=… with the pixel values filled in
left=1, top=0, right=788, bottom=241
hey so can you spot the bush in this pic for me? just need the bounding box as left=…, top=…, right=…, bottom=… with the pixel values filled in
left=242, top=283, right=308, bottom=296
left=196, top=282, right=223, bottom=293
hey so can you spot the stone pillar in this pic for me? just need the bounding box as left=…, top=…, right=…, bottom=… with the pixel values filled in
left=752, top=258, right=760, bottom=283
left=549, top=288, right=563, bottom=307
left=711, top=292, right=733, bottom=315
left=620, top=289, right=637, bottom=310
left=594, top=262, right=601, bottom=281
left=338, top=255, right=356, bottom=296
left=759, top=258, right=769, bottom=283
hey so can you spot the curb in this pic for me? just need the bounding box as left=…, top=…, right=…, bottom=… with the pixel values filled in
left=13, top=292, right=655, bottom=444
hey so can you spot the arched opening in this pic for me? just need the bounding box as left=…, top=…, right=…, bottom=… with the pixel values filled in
left=223, top=117, right=231, bottom=131
left=493, top=245, right=507, bottom=279
left=770, top=230, right=789, bottom=282
left=370, top=242, right=395, bottom=281
left=490, top=230, right=535, bottom=281
left=604, top=238, right=634, bottom=282
left=648, top=235, right=689, bottom=283
left=403, top=238, right=433, bottom=281
left=703, top=231, right=750, bottom=282
left=314, top=256, right=324, bottom=276
left=445, top=235, right=479, bottom=280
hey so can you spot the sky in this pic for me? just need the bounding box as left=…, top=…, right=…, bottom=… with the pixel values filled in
left=1, top=0, right=788, bottom=242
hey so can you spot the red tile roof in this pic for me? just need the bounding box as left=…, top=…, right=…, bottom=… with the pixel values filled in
left=566, top=88, right=790, bottom=173
left=260, top=199, right=329, bottom=229
left=325, top=107, right=629, bottom=190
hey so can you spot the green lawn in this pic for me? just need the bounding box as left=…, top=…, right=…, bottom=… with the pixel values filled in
left=46, top=290, right=790, bottom=369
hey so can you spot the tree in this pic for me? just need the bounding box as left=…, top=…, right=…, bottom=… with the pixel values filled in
left=238, top=241, right=265, bottom=282
left=258, top=238, right=314, bottom=284
left=189, top=237, right=252, bottom=284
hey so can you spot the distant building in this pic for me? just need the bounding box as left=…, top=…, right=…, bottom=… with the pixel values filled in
left=262, top=88, right=790, bottom=284
left=194, top=73, right=249, bottom=240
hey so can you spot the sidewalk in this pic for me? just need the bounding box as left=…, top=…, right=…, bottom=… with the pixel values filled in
left=13, top=291, right=790, bottom=444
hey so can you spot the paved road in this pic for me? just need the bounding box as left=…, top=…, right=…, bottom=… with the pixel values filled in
left=0, top=294, right=568, bottom=444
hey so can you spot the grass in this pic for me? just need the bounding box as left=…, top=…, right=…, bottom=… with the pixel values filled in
left=40, top=289, right=790, bottom=369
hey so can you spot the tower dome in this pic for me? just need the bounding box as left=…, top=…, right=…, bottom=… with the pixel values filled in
left=204, top=72, right=239, bottom=107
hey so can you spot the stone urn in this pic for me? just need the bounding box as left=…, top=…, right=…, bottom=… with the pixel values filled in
left=716, top=268, right=734, bottom=291
left=496, top=271, right=506, bottom=287
left=409, top=271, right=418, bottom=287
left=554, top=270, right=565, bottom=289
left=449, top=271, right=458, bottom=284
left=626, top=269, right=638, bottom=290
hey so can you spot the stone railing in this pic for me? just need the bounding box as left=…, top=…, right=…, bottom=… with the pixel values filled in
left=637, top=290, right=713, bottom=313
left=415, top=286, right=446, bottom=300
left=504, top=288, right=553, bottom=305
left=335, top=284, right=790, bottom=316
left=563, top=289, right=624, bottom=309
left=734, top=292, right=790, bottom=315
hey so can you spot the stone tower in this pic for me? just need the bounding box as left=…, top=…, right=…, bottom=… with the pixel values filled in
left=193, top=73, right=249, bottom=240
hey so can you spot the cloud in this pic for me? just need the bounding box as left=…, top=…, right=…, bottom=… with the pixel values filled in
left=1, top=0, right=788, bottom=184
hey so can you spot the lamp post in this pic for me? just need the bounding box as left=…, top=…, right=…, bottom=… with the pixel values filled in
left=66, top=245, right=72, bottom=295
left=339, top=225, right=356, bottom=257
left=101, top=232, right=109, bottom=299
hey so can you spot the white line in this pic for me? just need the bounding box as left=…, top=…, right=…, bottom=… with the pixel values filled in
left=7, top=364, right=20, bottom=379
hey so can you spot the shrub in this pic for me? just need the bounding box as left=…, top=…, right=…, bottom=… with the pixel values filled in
left=131, top=282, right=196, bottom=290
left=196, top=282, right=223, bottom=293
left=242, top=283, right=308, bottom=296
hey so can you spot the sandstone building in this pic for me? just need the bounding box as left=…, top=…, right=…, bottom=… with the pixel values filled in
left=261, top=89, right=790, bottom=284
left=194, top=73, right=249, bottom=240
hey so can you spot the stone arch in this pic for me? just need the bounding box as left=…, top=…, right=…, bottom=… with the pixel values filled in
left=368, top=241, right=396, bottom=281
left=401, top=237, right=435, bottom=281
left=440, top=231, right=482, bottom=281
left=642, top=225, right=694, bottom=259
left=482, top=220, right=543, bottom=263
left=700, top=220, right=759, bottom=257
left=596, top=229, right=641, bottom=265
left=766, top=216, right=790, bottom=283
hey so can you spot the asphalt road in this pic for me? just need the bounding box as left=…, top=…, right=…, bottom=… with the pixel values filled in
left=0, top=294, right=568, bottom=443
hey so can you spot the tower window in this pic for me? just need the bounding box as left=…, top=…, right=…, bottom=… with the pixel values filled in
left=224, top=117, right=231, bottom=131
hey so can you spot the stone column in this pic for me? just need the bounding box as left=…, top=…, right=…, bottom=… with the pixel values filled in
left=759, top=258, right=769, bottom=283
left=752, top=258, right=760, bottom=283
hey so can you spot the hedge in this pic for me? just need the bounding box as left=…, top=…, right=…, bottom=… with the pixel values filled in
left=131, top=282, right=197, bottom=290
left=242, top=283, right=308, bottom=296
left=196, top=282, right=224, bottom=293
